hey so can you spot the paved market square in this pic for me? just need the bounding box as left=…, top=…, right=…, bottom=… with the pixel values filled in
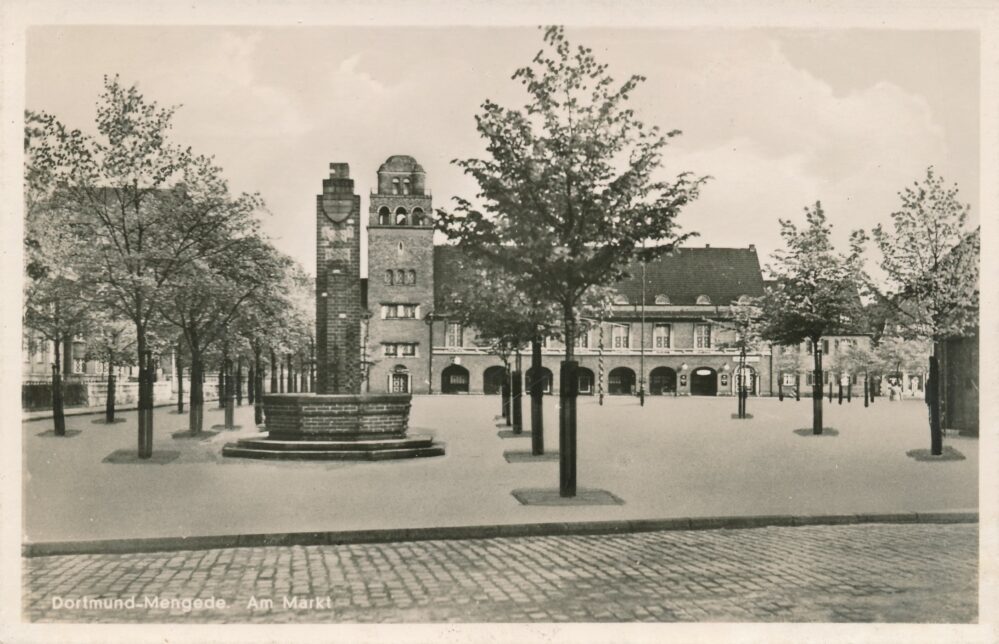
left=23, top=395, right=977, bottom=543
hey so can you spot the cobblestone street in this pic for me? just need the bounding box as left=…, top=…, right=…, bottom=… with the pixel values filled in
left=23, top=523, right=977, bottom=623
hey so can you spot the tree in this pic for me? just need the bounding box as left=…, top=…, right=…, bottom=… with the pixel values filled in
left=836, top=341, right=877, bottom=404
left=160, top=233, right=284, bottom=434
left=439, top=26, right=706, bottom=495
left=758, top=202, right=866, bottom=435
left=775, top=345, right=808, bottom=401
left=439, top=251, right=560, bottom=451
left=711, top=299, right=763, bottom=418
left=84, top=316, right=136, bottom=423
left=33, top=76, right=262, bottom=457
left=871, top=167, right=979, bottom=455
left=873, top=335, right=931, bottom=395
left=24, top=112, right=95, bottom=436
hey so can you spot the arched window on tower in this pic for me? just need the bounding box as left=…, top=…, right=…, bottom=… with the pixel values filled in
left=392, top=178, right=400, bottom=195
left=378, top=206, right=391, bottom=226
left=411, top=208, right=424, bottom=226
left=402, top=178, right=411, bottom=195
left=396, top=269, right=405, bottom=285
left=407, top=270, right=416, bottom=285
left=384, top=270, right=393, bottom=285
left=395, top=207, right=408, bottom=226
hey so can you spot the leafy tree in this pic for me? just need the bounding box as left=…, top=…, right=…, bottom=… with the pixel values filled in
left=835, top=341, right=877, bottom=403
left=439, top=26, right=706, bottom=494
left=439, top=251, right=561, bottom=451
left=24, top=112, right=95, bottom=435
left=871, top=167, right=979, bottom=454
left=84, top=316, right=136, bottom=423
left=758, top=202, right=866, bottom=435
left=32, top=76, right=263, bottom=457
left=711, top=299, right=763, bottom=418
left=160, top=232, right=282, bottom=434
left=775, top=345, right=808, bottom=401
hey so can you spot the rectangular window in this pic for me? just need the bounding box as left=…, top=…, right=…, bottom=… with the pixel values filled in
left=383, top=343, right=418, bottom=357
left=694, top=324, right=711, bottom=349
left=805, top=339, right=813, bottom=354
left=612, top=324, right=630, bottom=349
left=653, top=324, right=671, bottom=349
left=574, top=332, right=588, bottom=348
left=782, top=373, right=795, bottom=385
left=446, top=323, right=463, bottom=347
left=382, top=304, right=418, bottom=319
left=822, top=339, right=830, bottom=354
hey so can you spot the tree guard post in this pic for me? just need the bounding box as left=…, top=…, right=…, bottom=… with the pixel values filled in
left=512, top=369, right=523, bottom=434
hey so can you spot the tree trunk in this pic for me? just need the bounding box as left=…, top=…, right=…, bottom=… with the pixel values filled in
left=106, top=368, right=116, bottom=423
left=136, top=329, right=153, bottom=458
left=217, top=362, right=225, bottom=408
left=795, top=373, right=800, bottom=401
left=512, top=352, right=523, bottom=435
left=189, top=355, right=205, bottom=435
left=286, top=354, right=294, bottom=393
left=236, top=356, right=243, bottom=406
left=864, top=374, right=869, bottom=408
left=530, top=336, right=545, bottom=456
left=254, top=345, right=264, bottom=426
left=247, top=365, right=255, bottom=404
left=928, top=353, right=943, bottom=456
left=812, top=346, right=823, bottom=435
left=270, top=347, right=278, bottom=394
left=51, top=359, right=66, bottom=437
left=778, top=371, right=784, bottom=401
left=224, top=358, right=235, bottom=429
left=559, top=360, right=579, bottom=497
left=176, top=344, right=185, bottom=414
left=838, top=381, right=843, bottom=405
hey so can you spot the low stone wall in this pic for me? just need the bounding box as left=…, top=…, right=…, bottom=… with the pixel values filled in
left=22, top=378, right=173, bottom=411
left=264, top=393, right=412, bottom=439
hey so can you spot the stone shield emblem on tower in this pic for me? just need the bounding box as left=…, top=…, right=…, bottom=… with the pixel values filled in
left=321, top=195, right=353, bottom=224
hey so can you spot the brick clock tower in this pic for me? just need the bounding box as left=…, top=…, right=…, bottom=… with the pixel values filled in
left=366, top=155, right=435, bottom=395
left=222, top=160, right=443, bottom=461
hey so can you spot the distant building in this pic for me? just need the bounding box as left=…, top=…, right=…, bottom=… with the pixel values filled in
left=364, top=155, right=774, bottom=396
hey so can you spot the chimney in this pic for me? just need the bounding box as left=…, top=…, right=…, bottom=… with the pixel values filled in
left=749, top=244, right=756, bottom=250
left=705, top=243, right=711, bottom=248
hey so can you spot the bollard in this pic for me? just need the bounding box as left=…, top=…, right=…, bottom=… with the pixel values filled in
left=838, top=382, right=843, bottom=405
left=559, top=361, right=579, bottom=498
left=138, top=350, right=153, bottom=458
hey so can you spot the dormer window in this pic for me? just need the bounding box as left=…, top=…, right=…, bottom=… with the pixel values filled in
left=613, top=294, right=629, bottom=305
left=696, top=294, right=712, bottom=305
left=737, top=295, right=752, bottom=305
left=654, top=294, right=670, bottom=305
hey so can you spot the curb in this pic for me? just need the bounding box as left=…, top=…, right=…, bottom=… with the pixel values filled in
left=22, top=510, right=977, bottom=557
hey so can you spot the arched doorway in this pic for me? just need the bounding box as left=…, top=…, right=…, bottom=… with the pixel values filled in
left=577, top=367, right=595, bottom=395
left=608, top=367, right=636, bottom=395
left=483, top=366, right=506, bottom=395
left=441, top=364, right=469, bottom=394
left=649, top=366, right=677, bottom=395
left=735, top=365, right=756, bottom=395
left=690, top=367, right=718, bottom=396
left=526, top=367, right=553, bottom=395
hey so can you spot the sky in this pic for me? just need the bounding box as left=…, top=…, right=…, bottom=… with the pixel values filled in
left=25, top=26, right=980, bottom=278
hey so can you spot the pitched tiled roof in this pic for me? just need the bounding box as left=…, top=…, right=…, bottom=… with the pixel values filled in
left=613, top=247, right=765, bottom=306
left=433, top=245, right=764, bottom=309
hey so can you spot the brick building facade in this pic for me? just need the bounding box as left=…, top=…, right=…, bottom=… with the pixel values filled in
left=363, top=155, right=785, bottom=397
